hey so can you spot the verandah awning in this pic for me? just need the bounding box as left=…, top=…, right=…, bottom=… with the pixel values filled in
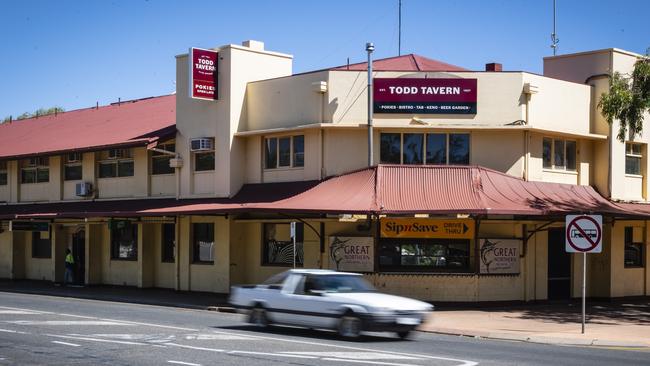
left=0, top=165, right=645, bottom=220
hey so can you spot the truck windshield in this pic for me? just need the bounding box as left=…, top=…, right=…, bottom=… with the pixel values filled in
left=307, top=275, right=375, bottom=293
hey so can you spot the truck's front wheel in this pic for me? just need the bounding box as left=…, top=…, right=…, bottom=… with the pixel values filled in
left=338, top=313, right=362, bottom=339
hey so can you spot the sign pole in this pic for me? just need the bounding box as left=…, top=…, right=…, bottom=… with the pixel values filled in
left=582, top=251, right=586, bottom=334
left=290, top=222, right=296, bottom=269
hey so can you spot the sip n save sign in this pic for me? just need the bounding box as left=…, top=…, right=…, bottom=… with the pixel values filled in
left=565, top=215, right=602, bottom=253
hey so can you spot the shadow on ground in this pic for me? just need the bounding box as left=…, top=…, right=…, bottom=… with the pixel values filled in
left=496, top=300, right=650, bottom=325
left=214, top=324, right=406, bottom=343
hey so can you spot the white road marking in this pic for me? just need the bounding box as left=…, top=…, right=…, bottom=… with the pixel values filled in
left=47, top=334, right=148, bottom=346
left=0, top=306, right=51, bottom=314
left=0, top=310, right=42, bottom=315
left=184, top=334, right=252, bottom=341
left=0, top=328, right=28, bottom=334
left=227, top=350, right=318, bottom=359
left=283, top=351, right=421, bottom=360
left=6, top=321, right=133, bottom=326
left=51, top=341, right=81, bottom=347
left=167, top=361, right=202, bottom=366
left=321, top=358, right=420, bottom=366
left=166, top=343, right=225, bottom=352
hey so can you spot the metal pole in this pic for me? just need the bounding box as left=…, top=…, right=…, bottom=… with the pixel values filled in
left=398, top=0, right=402, bottom=56
left=366, top=42, right=375, bottom=167
left=293, top=234, right=296, bottom=269
left=582, top=251, right=586, bottom=334
left=551, top=0, right=559, bottom=56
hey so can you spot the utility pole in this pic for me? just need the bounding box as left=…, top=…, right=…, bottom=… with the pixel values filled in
left=366, top=42, right=375, bottom=167
left=551, top=0, right=559, bottom=55
left=398, top=0, right=402, bottom=56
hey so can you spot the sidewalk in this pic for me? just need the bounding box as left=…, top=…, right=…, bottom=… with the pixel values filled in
left=421, top=300, right=650, bottom=348
left=0, top=279, right=229, bottom=310
left=2, top=280, right=648, bottom=348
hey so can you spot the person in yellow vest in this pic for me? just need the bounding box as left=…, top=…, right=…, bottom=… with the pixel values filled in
left=64, top=249, right=74, bottom=285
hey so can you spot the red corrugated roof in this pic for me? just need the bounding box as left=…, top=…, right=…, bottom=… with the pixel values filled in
left=0, top=95, right=175, bottom=160
left=331, top=54, right=467, bottom=72
left=0, top=165, right=640, bottom=218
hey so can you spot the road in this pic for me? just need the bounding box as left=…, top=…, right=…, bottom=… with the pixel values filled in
left=0, top=292, right=647, bottom=366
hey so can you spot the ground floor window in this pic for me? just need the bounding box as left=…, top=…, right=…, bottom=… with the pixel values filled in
left=192, top=223, right=214, bottom=263
left=262, top=223, right=303, bottom=266
left=110, top=220, right=138, bottom=260
left=31, top=231, right=51, bottom=258
left=624, top=227, right=644, bottom=267
left=379, top=238, right=470, bottom=272
left=161, top=223, right=175, bottom=263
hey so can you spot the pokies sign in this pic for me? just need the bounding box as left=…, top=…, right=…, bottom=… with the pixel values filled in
left=190, top=47, right=218, bottom=101
left=373, top=78, right=477, bottom=114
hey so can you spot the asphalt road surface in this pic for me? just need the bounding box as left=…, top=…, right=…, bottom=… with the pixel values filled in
left=0, top=292, right=647, bottom=366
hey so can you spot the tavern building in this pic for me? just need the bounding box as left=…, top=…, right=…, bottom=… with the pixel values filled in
left=0, top=40, right=648, bottom=302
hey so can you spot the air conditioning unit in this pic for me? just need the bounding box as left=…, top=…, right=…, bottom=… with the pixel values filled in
left=190, top=138, right=214, bottom=152
left=108, top=149, right=126, bottom=159
left=75, top=182, right=93, bottom=197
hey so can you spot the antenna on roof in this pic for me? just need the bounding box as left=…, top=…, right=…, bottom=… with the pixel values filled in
left=347, top=57, right=350, bottom=70
left=550, top=0, right=559, bottom=56
left=398, top=0, right=402, bottom=56
left=96, top=101, right=99, bottom=110
left=118, top=97, right=121, bottom=106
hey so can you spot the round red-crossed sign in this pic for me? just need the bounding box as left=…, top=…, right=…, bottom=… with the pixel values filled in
left=566, top=216, right=602, bottom=252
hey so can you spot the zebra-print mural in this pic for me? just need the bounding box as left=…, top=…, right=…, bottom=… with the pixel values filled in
left=267, top=240, right=303, bottom=265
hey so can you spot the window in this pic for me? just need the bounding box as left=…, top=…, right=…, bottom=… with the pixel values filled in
left=98, top=149, right=134, bottom=178
left=152, top=143, right=175, bottom=175
left=264, top=135, right=305, bottom=169
left=31, top=231, right=51, bottom=258
left=194, top=152, right=215, bottom=172
left=161, top=223, right=175, bottom=263
left=378, top=239, right=470, bottom=272
left=380, top=132, right=470, bottom=165
left=192, top=223, right=214, bottom=263
left=0, top=161, right=7, bottom=186
left=263, top=223, right=303, bottom=266
left=624, top=227, right=644, bottom=268
left=64, top=153, right=83, bottom=181
left=542, top=137, right=577, bottom=171
left=21, top=157, right=49, bottom=184
left=625, top=143, right=643, bottom=176
left=110, top=220, right=138, bottom=260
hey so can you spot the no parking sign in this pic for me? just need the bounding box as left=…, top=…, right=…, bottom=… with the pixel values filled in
left=565, top=215, right=602, bottom=253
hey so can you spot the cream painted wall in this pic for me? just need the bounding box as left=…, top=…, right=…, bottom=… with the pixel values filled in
left=0, top=184, right=8, bottom=202
left=23, top=231, right=53, bottom=281
left=86, top=223, right=103, bottom=285
left=0, top=230, right=13, bottom=278
left=258, top=130, right=320, bottom=183
left=98, top=224, right=139, bottom=286
left=323, top=129, right=367, bottom=177
left=20, top=156, right=62, bottom=202
left=609, top=222, right=647, bottom=297
left=471, top=131, right=524, bottom=177
left=151, top=175, right=175, bottom=197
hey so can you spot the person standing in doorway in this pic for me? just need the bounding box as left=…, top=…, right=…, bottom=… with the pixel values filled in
left=64, top=248, right=74, bottom=285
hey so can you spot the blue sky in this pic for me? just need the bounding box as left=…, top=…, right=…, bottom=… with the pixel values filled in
left=1, top=0, right=648, bottom=118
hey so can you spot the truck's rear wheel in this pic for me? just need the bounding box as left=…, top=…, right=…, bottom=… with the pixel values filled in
left=248, top=306, right=269, bottom=328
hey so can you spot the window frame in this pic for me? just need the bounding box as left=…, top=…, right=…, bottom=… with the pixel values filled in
left=542, top=137, right=577, bottom=172
left=20, top=157, right=49, bottom=184
left=624, top=226, right=644, bottom=268
left=261, top=223, right=304, bottom=267
left=0, top=161, right=7, bottom=186
left=64, top=153, right=83, bottom=181
left=31, top=231, right=52, bottom=259
left=192, top=223, right=215, bottom=264
left=625, top=142, right=644, bottom=176
left=151, top=143, right=176, bottom=175
left=379, top=132, right=470, bottom=166
left=194, top=151, right=215, bottom=172
left=98, top=149, right=134, bottom=179
left=378, top=238, right=471, bottom=273
left=263, top=134, right=305, bottom=170
left=110, top=220, right=138, bottom=261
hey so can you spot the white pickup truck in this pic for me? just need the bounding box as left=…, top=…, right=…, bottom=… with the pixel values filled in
left=229, top=269, right=433, bottom=339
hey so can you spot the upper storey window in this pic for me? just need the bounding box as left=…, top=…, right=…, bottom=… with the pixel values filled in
left=380, top=133, right=469, bottom=165
left=625, top=142, right=643, bottom=176
left=21, top=157, right=49, bottom=184
left=98, top=149, right=134, bottom=178
left=152, top=143, right=175, bottom=175
left=264, top=135, right=304, bottom=169
left=64, top=153, right=83, bottom=181
left=0, top=161, right=7, bottom=186
left=543, top=137, right=576, bottom=171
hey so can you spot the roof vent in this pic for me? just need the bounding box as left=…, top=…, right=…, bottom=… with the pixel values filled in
left=485, top=63, right=502, bottom=72
left=242, top=40, right=264, bottom=51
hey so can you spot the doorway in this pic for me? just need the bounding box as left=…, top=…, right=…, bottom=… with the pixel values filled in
left=72, top=230, right=85, bottom=285
left=547, top=228, right=571, bottom=300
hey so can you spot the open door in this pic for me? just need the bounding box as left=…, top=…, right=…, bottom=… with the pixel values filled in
left=72, top=229, right=85, bottom=285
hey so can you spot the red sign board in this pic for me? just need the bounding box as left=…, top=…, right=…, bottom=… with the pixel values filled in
left=373, top=78, right=477, bottom=114
left=190, top=47, right=218, bottom=100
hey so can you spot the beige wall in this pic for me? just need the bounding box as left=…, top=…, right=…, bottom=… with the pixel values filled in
left=0, top=230, right=13, bottom=278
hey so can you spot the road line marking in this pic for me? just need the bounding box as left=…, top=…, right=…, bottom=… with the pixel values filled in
left=227, top=350, right=318, bottom=359
left=322, top=357, right=419, bottom=366
left=0, top=310, right=43, bottom=315
left=283, top=352, right=421, bottom=360
left=51, top=341, right=81, bottom=347
left=0, top=306, right=51, bottom=314
left=47, top=334, right=148, bottom=346
left=0, top=328, right=28, bottom=334
left=6, top=321, right=133, bottom=326
left=167, top=361, right=202, bottom=366
left=166, top=343, right=225, bottom=352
